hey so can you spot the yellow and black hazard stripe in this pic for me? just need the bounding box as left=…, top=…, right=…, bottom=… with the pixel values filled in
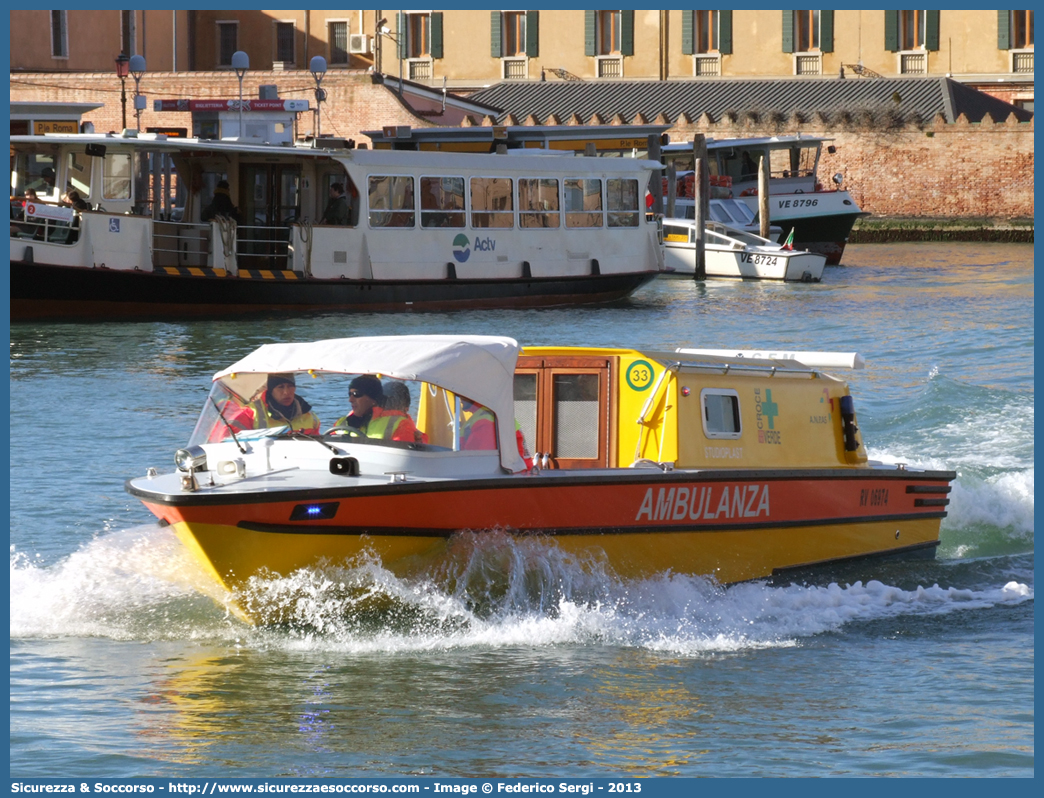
left=154, top=266, right=228, bottom=278
left=238, top=269, right=304, bottom=280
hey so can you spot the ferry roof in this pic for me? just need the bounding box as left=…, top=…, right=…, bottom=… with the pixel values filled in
left=362, top=123, right=671, bottom=149
left=9, top=132, right=660, bottom=173
left=662, top=134, right=833, bottom=151
left=213, top=335, right=526, bottom=473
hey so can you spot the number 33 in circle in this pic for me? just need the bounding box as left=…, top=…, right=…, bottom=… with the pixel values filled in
left=626, top=359, right=655, bottom=391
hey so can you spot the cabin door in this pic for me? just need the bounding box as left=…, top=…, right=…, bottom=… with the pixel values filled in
left=514, top=357, right=614, bottom=469
left=238, top=164, right=301, bottom=270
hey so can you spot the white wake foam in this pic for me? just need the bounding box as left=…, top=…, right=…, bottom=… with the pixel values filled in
left=11, top=527, right=1033, bottom=655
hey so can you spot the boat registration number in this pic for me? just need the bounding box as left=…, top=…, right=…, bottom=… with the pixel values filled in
left=740, top=253, right=779, bottom=266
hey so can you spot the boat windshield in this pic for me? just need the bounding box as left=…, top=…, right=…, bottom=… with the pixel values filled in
left=186, top=372, right=499, bottom=453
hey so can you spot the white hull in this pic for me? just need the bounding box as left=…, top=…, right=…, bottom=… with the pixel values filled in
left=662, top=221, right=827, bottom=282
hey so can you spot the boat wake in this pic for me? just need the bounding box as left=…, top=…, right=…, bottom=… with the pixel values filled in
left=10, top=525, right=1033, bottom=655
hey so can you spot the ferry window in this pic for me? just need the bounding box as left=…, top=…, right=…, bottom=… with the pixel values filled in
left=709, top=204, right=735, bottom=224
left=368, top=175, right=415, bottom=228
left=553, top=374, right=599, bottom=458
left=420, top=176, right=465, bottom=228
left=65, top=152, right=93, bottom=200
left=519, top=178, right=560, bottom=229
left=701, top=389, right=742, bottom=439
left=564, top=178, right=603, bottom=228
left=606, top=178, right=639, bottom=227
left=663, top=224, right=692, bottom=243
left=15, top=153, right=58, bottom=199
left=790, top=146, right=818, bottom=178
left=103, top=153, right=133, bottom=200
left=470, top=177, right=514, bottom=228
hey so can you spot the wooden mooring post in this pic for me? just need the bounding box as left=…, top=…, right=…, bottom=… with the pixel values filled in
left=692, top=134, right=709, bottom=280
left=759, top=155, right=771, bottom=239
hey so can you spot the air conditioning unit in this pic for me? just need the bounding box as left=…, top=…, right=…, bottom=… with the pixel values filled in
left=349, top=34, right=371, bottom=54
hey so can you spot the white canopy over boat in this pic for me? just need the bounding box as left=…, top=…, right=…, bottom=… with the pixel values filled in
left=213, top=335, right=526, bottom=472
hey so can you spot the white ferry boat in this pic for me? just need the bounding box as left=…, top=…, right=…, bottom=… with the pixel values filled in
left=9, top=132, right=663, bottom=319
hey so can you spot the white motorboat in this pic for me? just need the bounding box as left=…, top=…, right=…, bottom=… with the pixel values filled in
left=663, top=219, right=826, bottom=282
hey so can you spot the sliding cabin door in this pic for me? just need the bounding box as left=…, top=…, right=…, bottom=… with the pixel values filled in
left=238, top=164, right=301, bottom=270
left=515, top=357, right=614, bottom=469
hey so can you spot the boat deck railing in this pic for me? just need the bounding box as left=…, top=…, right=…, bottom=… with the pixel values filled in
left=153, top=221, right=213, bottom=269
left=10, top=216, right=80, bottom=246
left=236, top=224, right=293, bottom=272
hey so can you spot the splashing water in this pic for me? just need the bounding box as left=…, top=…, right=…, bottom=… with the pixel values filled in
left=11, top=525, right=1032, bottom=656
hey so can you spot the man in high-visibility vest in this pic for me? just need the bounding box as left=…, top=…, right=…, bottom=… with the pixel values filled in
left=245, top=373, right=320, bottom=434
left=331, top=375, right=416, bottom=443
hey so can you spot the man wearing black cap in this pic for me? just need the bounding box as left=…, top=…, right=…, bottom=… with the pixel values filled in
left=331, top=374, right=384, bottom=435
left=249, top=373, right=320, bottom=434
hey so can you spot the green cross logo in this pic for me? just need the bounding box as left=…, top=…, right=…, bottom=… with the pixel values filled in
left=762, top=389, right=779, bottom=429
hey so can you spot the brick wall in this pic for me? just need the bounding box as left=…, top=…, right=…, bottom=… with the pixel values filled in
left=11, top=71, right=1034, bottom=220
left=10, top=70, right=432, bottom=144
left=667, top=114, right=1033, bottom=220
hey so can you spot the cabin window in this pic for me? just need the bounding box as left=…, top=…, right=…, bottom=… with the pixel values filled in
left=470, top=177, right=514, bottom=228
left=420, top=176, right=466, bottom=228
left=103, top=153, right=133, bottom=200
left=606, top=178, right=639, bottom=227
left=65, top=152, right=93, bottom=200
left=367, top=175, right=415, bottom=228
left=701, top=389, right=741, bottom=439
left=553, top=374, right=600, bottom=458
left=519, top=178, right=560, bottom=229
left=564, top=178, right=603, bottom=228
left=663, top=224, right=692, bottom=243
left=15, top=152, right=58, bottom=199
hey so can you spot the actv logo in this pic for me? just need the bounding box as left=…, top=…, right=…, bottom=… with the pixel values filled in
left=452, top=234, right=470, bottom=263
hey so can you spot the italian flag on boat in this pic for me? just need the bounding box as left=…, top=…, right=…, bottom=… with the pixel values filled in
left=782, top=229, right=795, bottom=250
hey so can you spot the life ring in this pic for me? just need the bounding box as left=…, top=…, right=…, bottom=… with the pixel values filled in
left=740, top=188, right=758, bottom=197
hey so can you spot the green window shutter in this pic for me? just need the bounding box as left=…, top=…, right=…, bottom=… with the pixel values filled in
left=782, top=10, right=794, bottom=53
left=820, top=9, right=834, bottom=53
left=884, top=10, right=898, bottom=52
left=681, top=10, right=694, bottom=55
left=526, top=11, right=539, bottom=57
left=719, top=10, right=733, bottom=55
left=621, top=10, right=634, bottom=56
left=584, top=10, right=596, bottom=56
left=998, top=10, right=1011, bottom=50
left=491, top=11, right=502, bottom=58
left=430, top=12, right=443, bottom=59
left=925, top=9, right=940, bottom=51
left=397, top=12, right=406, bottom=61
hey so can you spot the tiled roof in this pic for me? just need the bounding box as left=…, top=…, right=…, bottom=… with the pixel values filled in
left=469, top=77, right=1031, bottom=125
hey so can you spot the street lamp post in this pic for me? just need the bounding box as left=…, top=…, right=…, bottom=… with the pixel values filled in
left=115, top=53, right=130, bottom=130
left=309, top=55, right=327, bottom=141
left=129, top=54, right=146, bottom=131
left=231, top=50, right=250, bottom=138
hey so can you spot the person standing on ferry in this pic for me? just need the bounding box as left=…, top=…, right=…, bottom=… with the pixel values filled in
left=249, top=373, right=320, bottom=434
